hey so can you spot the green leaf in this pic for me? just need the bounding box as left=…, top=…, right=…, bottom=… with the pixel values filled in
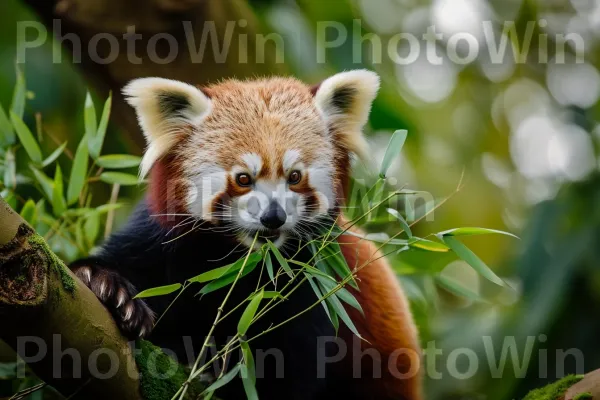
left=264, top=250, right=275, bottom=283
left=202, top=364, right=241, bottom=394
left=305, top=273, right=336, bottom=329
left=84, top=92, right=97, bottom=141
left=51, top=165, right=67, bottom=216
left=198, top=253, right=262, bottom=295
left=187, top=264, right=237, bottom=283
left=435, top=275, right=485, bottom=303
left=75, top=219, right=86, bottom=251
left=96, top=154, right=141, bottom=169
left=11, top=65, right=26, bottom=119
left=42, top=141, right=68, bottom=167
left=3, top=148, right=16, bottom=189
left=99, top=172, right=139, bottom=186
left=314, top=275, right=363, bottom=316
left=20, top=199, right=37, bottom=225
left=67, top=137, right=89, bottom=205
left=386, top=208, right=413, bottom=237
left=267, top=240, right=293, bottom=277
left=379, top=129, right=407, bottom=178
left=30, top=166, right=54, bottom=200
left=240, top=341, right=256, bottom=385
left=321, top=242, right=358, bottom=289
left=408, top=237, right=450, bottom=252
left=84, top=212, right=100, bottom=248
left=441, top=236, right=505, bottom=286
left=437, top=227, right=519, bottom=239
left=95, top=203, right=125, bottom=214
left=262, top=291, right=282, bottom=299
left=10, top=112, right=42, bottom=164
left=240, top=364, right=258, bottom=400
left=238, top=290, right=263, bottom=335
left=134, top=283, right=182, bottom=298
left=90, top=92, right=112, bottom=159
left=324, top=285, right=363, bottom=339
left=0, top=105, right=14, bottom=145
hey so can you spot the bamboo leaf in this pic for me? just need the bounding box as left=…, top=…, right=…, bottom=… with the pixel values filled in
left=11, top=65, right=26, bottom=119
left=83, top=212, right=100, bottom=248
left=408, top=237, right=450, bottom=252
left=67, top=137, right=89, bottom=205
left=20, top=199, right=37, bottom=226
left=134, top=283, right=182, bottom=298
left=264, top=250, right=275, bottom=283
left=323, top=285, right=363, bottom=339
left=0, top=105, right=14, bottom=145
left=315, top=275, right=364, bottom=316
left=84, top=92, right=97, bottom=141
left=51, top=165, right=66, bottom=216
left=305, top=273, right=337, bottom=330
left=42, top=141, right=68, bottom=167
left=262, top=291, right=282, bottom=299
left=90, top=92, right=112, bottom=159
left=30, top=166, right=54, bottom=200
left=321, top=242, right=358, bottom=289
left=437, top=227, right=519, bottom=239
left=10, top=112, right=42, bottom=164
left=197, top=253, right=262, bottom=295
left=386, top=208, right=413, bottom=237
left=95, top=203, right=125, bottom=214
left=202, top=364, right=241, bottom=394
left=435, top=275, right=485, bottom=303
left=240, top=341, right=256, bottom=385
left=267, top=240, right=293, bottom=277
left=188, top=264, right=236, bottom=283
left=441, top=236, right=505, bottom=287
left=379, top=129, right=407, bottom=178
left=96, top=154, right=141, bottom=169
left=3, top=148, right=16, bottom=189
left=240, top=364, right=258, bottom=400
left=238, top=290, right=263, bottom=335
left=99, top=172, right=139, bottom=186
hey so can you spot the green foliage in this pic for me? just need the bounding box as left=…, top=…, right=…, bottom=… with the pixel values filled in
left=0, top=68, right=133, bottom=263
left=522, top=375, right=583, bottom=400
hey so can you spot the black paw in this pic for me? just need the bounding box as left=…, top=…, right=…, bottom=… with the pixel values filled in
left=72, top=265, right=155, bottom=339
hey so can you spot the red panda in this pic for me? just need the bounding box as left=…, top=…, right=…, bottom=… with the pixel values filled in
left=70, top=70, right=422, bottom=400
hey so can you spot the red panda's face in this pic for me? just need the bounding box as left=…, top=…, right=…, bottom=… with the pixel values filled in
left=124, top=71, right=379, bottom=247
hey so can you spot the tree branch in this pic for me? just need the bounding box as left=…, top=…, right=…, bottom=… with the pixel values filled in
left=0, top=196, right=143, bottom=399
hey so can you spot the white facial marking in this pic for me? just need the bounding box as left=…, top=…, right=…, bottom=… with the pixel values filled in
left=187, top=163, right=228, bottom=220
left=283, top=149, right=301, bottom=173
left=307, top=161, right=335, bottom=214
left=241, top=153, right=263, bottom=176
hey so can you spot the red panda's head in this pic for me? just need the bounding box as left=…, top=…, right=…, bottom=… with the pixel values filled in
left=124, top=70, right=379, bottom=247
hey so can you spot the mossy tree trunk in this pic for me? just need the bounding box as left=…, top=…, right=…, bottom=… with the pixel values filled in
left=0, top=197, right=143, bottom=399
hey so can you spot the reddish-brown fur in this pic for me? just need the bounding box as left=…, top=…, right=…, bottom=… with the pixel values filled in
left=338, top=217, right=422, bottom=399
left=147, top=76, right=422, bottom=398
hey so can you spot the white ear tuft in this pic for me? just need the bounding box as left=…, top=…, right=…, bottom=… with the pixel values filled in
left=313, top=70, right=380, bottom=161
left=123, top=77, right=212, bottom=178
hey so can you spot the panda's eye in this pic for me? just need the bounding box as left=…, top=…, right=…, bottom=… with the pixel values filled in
left=288, top=170, right=302, bottom=185
left=236, top=173, right=253, bottom=187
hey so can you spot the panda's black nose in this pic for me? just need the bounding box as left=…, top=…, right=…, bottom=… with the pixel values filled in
left=260, top=201, right=286, bottom=230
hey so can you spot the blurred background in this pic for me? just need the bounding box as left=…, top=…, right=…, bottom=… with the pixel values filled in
left=1, top=0, right=599, bottom=398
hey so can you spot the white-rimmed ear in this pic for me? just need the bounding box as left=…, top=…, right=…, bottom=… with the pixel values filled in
left=123, top=77, right=212, bottom=178
left=312, top=70, right=380, bottom=161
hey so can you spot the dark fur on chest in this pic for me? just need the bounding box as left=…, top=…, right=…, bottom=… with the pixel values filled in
left=77, top=200, right=335, bottom=399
